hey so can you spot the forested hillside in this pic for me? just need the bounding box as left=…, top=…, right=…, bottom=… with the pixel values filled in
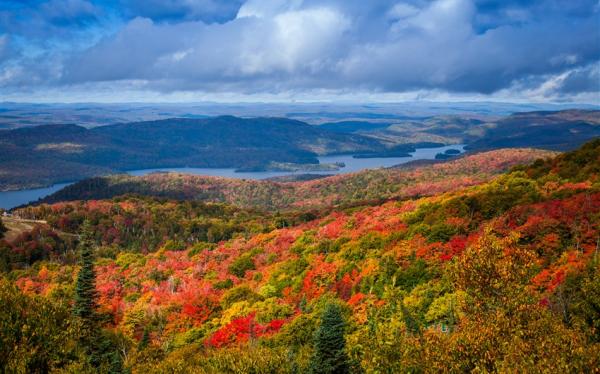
left=320, top=110, right=600, bottom=152
left=0, top=140, right=598, bottom=373
left=0, top=116, right=383, bottom=190
left=1, top=110, right=598, bottom=192
left=40, top=148, right=554, bottom=210
left=466, top=110, right=600, bottom=151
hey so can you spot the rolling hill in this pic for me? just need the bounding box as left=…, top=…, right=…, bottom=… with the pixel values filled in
left=466, top=110, right=600, bottom=151
left=1, top=110, right=598, bottom=192
left=36, top=148, right=554, bottom=210
left=1, top=139, right=598, bottom=372
left=0, top=116, right=384, bottom=191
left=319, top=110, right=600, bottom=151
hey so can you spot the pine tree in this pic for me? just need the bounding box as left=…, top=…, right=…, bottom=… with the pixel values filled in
left=73, top=220, right=98, bottom=322
left=309, top=303, right=350, bottom=374
left=0, top=216, right=7, bottom=238
left=72, top=221, right=124, bottom=372
left=73, top=220, right=108, bottom=369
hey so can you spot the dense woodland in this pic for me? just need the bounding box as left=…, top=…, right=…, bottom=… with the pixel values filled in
left=1, top=139, right=599, bottom=373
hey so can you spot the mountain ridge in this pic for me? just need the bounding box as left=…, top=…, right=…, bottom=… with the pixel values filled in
left=0, top=116, right=384, bottom=191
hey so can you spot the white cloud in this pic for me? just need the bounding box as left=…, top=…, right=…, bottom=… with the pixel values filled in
left=237, top=0, right=304, bottom=18
left=270, top=7, right=349, bottom=72
left=387, top=3, right=419, bottom=20
left=0, top=0, right=598, bottom=102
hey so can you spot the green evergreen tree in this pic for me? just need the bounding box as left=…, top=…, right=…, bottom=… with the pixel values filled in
left=73, top=220, right=98, bottom=322
left=73, top=220, right=125, bottom=372
left=0, top=216, right=7, bottom=238
left=309, top=303, right=350, bottom=374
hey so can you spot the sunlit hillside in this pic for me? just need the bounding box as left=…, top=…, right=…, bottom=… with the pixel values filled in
left=2, top=140, right=599, bottom=372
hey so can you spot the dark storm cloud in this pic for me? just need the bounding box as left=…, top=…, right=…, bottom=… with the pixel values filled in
left=0, top=0, right=599, bottom=101
left=118, top=0, right=245, bottom=24
left=0, top=0, right=102, bottom=36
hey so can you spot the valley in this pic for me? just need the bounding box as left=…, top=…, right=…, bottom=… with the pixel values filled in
left=0, top=109, right=598, bottom=193
left=0, top=144, right=466, bottom=209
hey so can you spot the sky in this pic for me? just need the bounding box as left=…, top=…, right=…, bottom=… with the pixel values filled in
left=0, top=0, right=598, bottom=103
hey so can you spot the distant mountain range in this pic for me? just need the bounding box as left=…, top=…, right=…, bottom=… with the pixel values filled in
left=0, top=110, right=598, bottom=191
left=0, top=116, right=382, bottom=190
left=1, top=102, right=596, bottom=129
left=316, top=109, right=600, bottom=151
left=465, top=110, right=600, bottom=151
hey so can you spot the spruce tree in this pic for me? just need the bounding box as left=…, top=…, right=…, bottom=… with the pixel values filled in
left=0, top=216, right=7, bottom=238
left=73, top=220, right=98, bottom=322
left=400, top=301, right=421, bottom=335
left=73, top=220, right=107, bottom=369
left=309, top=303, right=350, bottom=374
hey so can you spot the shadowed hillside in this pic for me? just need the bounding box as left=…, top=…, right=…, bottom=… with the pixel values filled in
left=0, top=116, right=384, bottom=191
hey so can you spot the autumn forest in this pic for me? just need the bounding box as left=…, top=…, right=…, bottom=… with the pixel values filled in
left=0, top=138, right=598, bottom=373
left=2, top=0, right=600, bottom=371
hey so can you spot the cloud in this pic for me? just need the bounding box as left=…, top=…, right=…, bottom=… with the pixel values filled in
left=1, top=0, right=599, bottom=102
left=555, top=64, right=600, bottom=95
left=40, top=0, right=101, bottom=27
left=119, top=0, right=245, bottom=24
left=0, top=35, right=11, bottom=63
left=63, top=4, right=351, bottom=91
left=0, top=0, right=103, bottom=37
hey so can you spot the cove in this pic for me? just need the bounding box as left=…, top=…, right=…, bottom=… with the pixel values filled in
left=0, top=144, right=464, bottom=210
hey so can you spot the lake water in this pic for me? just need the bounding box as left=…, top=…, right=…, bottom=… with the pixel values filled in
left=0, top=183, right=72, bottom=210
left=0, top=144, right=464, bottom=209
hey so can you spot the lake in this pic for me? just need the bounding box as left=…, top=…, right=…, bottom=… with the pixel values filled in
left=0, top=144, right=464, bottom=209
left=0, top=183, right=73, bottom=211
